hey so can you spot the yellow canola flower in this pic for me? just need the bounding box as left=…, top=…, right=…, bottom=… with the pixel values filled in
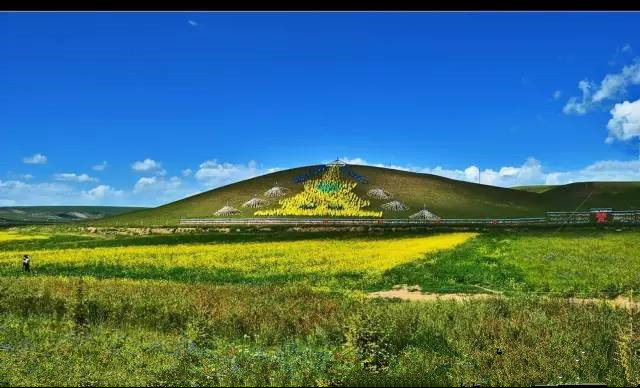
left=0, top=231, right=50, bottom=242
left=0, top=233, right=477, bottom=276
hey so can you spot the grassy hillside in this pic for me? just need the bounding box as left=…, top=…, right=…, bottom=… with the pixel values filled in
left=539, top=181, right=640, bottom=211
left=94, top=165, right=640, bottom=226
left=0, top=206, right=145, bottom=225
left=95, top=165, right=548, bottom=226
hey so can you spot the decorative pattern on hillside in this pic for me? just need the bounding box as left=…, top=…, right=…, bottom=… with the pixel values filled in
left=340, top=165, right=368, bottom=184
left=293, top=166, right=328, bottom=184
left=292, top=161, right=368, bottom=184
left=255, top=163, right=382, bottom=217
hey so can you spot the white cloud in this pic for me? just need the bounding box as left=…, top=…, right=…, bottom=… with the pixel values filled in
left=553, top=90, right=562, bottom=100
left=545, top=160, right=640, bottom=184
left=54, top=173, right=98, bottom=183
left=188, top=20, right=198, bottom=26
left=93, top=161, right=108, bottom=171
left=0, top=180, right=74, bottom=205
left=0, top=179, right=128, bottom=206
left=622, top=44, right=632, bottom=53
left=133, top=176, right=182, bottom=194
left=22, top=153, right=48, bottom=165
left=563, top=80, right=594, bottom=115
left=338, top=156, right=546, bottom=186
left=181, top=168, right=193, bottom=177
left=606, top=99, right=640, bottom=143
left=565, top=62, right=640, bottom=114
left=194, top=160, right=271, bottom=188
left=7, top=173, right=34, bottom=180
left=592, top=72, right=626, bottom=102
left=339, top=156, right=640, bottom=187
left=131, top=158, right=166, bottom=175
left=82, top=185, right=123, bottom=200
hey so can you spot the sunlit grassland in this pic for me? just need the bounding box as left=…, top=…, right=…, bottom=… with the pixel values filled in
left=378, top=230, right=640, bottom=297
left=3, top=228, right=638, bottom=297
left=1, top=228, right=639, bottom=386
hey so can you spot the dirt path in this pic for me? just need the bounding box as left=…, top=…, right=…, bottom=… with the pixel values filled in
left=367, top=285, right=640, bottom=310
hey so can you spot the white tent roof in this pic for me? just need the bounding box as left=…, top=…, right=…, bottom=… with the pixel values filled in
left=242, top=198, right=269, bottom=208
left=367, top=188, right=392, bottom=199
left=409, top=209, right=440, bottom=220
left=215, top=205, right=241, bottom=216
left=264, top=186, right=289, bottom=197
left=381, top=200, right=409, bottom=211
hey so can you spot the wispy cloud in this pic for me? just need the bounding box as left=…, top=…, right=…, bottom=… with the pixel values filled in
left=187, top=20, right=198, bottom=27
left=6, top=173, right=34, bottom=180
left=338, top=156, right=640, bottom=187
left=92, top=161, right=108, bottom=171
left=563, top=60, right=640, bottom=115
left=133, top=176, right=182, bottom=194
left=131, top=158, right=166, bottom=175
left=22, top=153, right=48, bottom=165
left=194, top=160, right=277, bottom=188
left=54, top=173, right=98, bottom=183
left=82, top=185, right=124, bottom=200
left=552, top=90, right=562, bottom=100
left=562, top=80, right=594, bottom=115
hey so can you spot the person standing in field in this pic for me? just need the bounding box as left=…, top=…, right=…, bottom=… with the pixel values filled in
left=22, top=254, right=30, bottom=272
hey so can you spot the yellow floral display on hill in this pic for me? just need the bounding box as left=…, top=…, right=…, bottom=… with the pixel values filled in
left=255, top=164, right=382, bottom=217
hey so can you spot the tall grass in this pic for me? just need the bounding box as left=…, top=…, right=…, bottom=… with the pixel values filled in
left=0, top=277, right=637, bottom=386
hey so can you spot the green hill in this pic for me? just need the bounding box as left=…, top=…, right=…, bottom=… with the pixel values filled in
left=93, top=165, right=640, bottom=227
left=0, top=206, right=146, bottom=226
left=538, top=181, right=640, bottom=211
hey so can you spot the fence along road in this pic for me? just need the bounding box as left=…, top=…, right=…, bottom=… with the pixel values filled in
left=179, top=210, right=640, bottom=227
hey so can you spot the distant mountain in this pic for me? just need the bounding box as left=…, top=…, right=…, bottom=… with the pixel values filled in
left=0, top=206, right=146, bottom=225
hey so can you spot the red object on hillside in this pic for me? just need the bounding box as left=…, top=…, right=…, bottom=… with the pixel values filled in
left=595, top=212, right=608, bottom=223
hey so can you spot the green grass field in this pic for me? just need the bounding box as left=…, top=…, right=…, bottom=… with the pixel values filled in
left=0, top=227, right=639, bottom=386
left=91, top=164, right=640, bottom=226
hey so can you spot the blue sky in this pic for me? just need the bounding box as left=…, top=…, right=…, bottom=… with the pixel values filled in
left=2, top=12, right=640, bottom=206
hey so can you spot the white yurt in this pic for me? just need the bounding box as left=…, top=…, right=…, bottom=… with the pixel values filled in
left=242, top=197, right=269, bottom=208
left=367, top=188, right=392, bottom=200
left=214, top=205, right=241, bottom=216
left=381, top=200, right=409, bottom=211
left=264, top=185, right=289, bottom=197
left=409, top=209, right=441, bottom=221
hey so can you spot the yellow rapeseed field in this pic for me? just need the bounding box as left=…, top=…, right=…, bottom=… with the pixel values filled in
left=0, top=231, right=50, bottom=242
left=0, top=233, right=476, bottom=281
